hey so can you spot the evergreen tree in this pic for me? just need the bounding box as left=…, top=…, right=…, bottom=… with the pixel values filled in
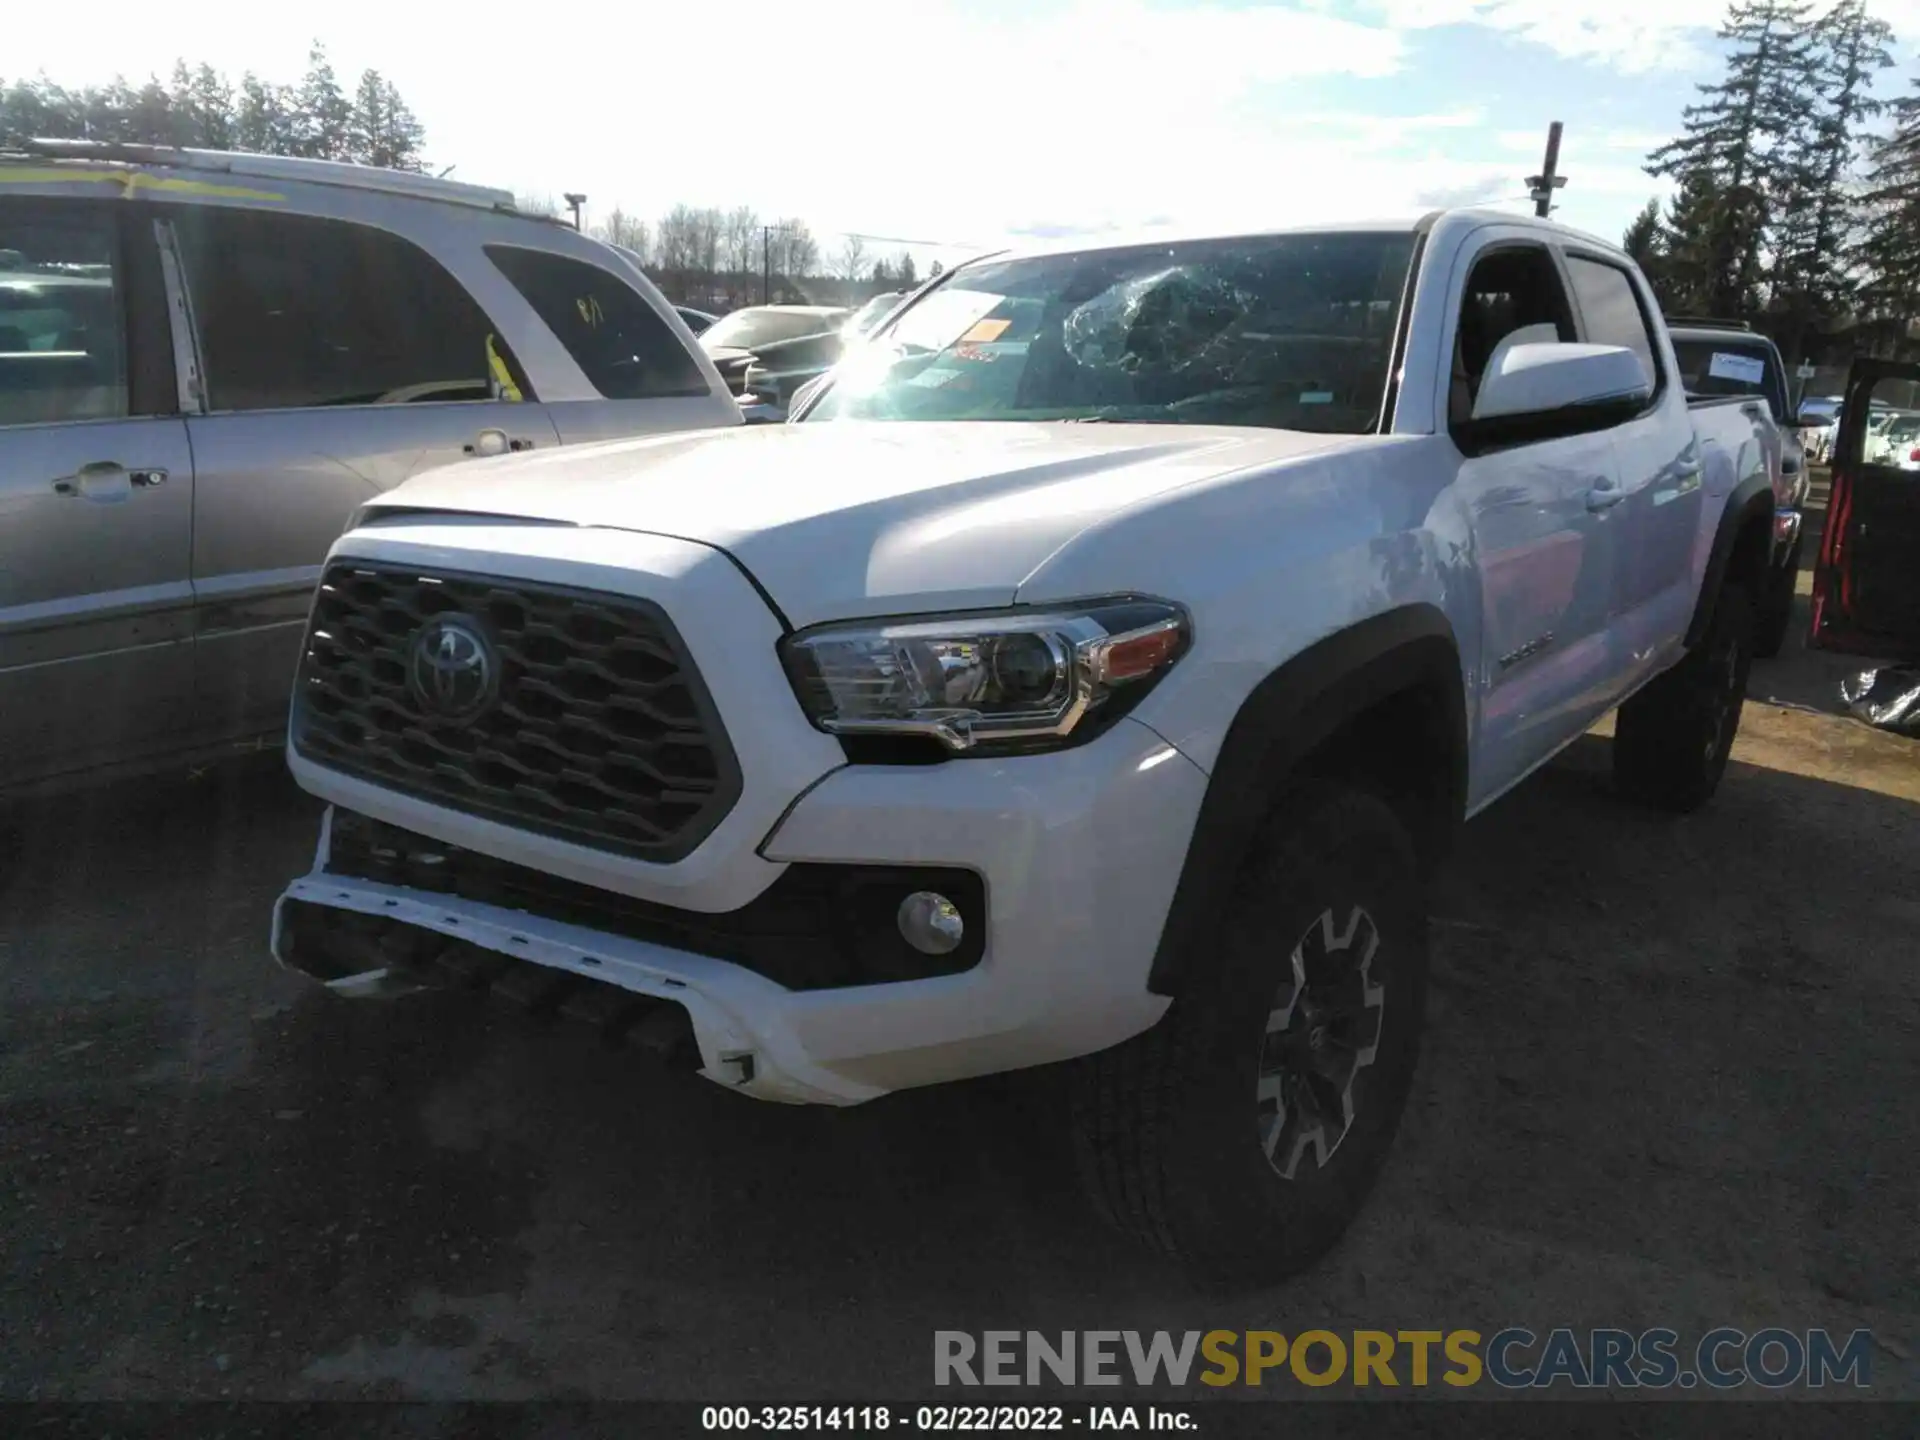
left=896, top=250, right=918, bottom=287
left=234, top=73, right=295, bottom=154
left=172, top=61, right=234, bottom=149
left=1772, top=0, right=1894, bottom=352
left=128, top=75, right=180, bottom=146
left=1622, top=198, right=1665, bottom=281
left=1857, top=76, right=1920, bottom=344
left=292, top=43, right=353, bottom=160
left=1646, top=0, right=1816, bottom=317
left=349, top=70, right=424, bottom=170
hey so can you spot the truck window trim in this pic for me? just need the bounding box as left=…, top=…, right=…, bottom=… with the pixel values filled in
left=1446, top=239, right=1614, bottom=458
left=1558, top=247, right=1669, bottom=418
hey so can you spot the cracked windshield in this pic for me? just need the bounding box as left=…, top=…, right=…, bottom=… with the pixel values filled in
left=3, top=0, right=1918, bottom=1429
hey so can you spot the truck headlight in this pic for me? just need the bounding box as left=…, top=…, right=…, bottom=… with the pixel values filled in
left=780, top=598, right=1190, bottom=755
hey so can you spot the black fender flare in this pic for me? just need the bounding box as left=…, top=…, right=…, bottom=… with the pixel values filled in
left=1147, top=604, right=1468, bottom=997
left=1685, top=472, right=1775, bottom=650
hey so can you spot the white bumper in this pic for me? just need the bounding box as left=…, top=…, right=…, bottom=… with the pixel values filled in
left=275, top=522, right=1209, bottom=1105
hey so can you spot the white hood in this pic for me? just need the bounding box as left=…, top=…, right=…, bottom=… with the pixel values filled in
left=365, top=421, right=1369, bottom=628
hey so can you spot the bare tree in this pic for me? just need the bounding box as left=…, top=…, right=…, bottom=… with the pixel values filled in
left=722, top=206, right=760, bottom=277
left=761, top=219, right=820, bottom=285
left=515, top=192, right=561, bottom=219
left=836, top=233, right=870, bottom=283
left=691, top=207, right=724, bottom=279
left=594, top=207, right=651, bottom=264
left=655, top=203, right=703, bottom=272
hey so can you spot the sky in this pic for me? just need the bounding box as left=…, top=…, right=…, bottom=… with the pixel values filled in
left=14, top=0, right=1920, bottom=269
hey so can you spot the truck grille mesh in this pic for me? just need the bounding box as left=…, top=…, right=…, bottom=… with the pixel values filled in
left=291, top=563, right=739, bottom=861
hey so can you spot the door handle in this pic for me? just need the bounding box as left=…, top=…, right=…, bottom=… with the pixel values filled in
left=464, top=429, right=535, bottom=457
left=1586, top=476, right=1626, bottom=511
left=51, top=462, right=166, bottom=503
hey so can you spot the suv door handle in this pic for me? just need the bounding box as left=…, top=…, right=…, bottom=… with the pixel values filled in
left=1586, top=476, right=1626, bottom=511
left=464, top=429, right=536, bottom=457
left=51, top=462, right=167, bottom=502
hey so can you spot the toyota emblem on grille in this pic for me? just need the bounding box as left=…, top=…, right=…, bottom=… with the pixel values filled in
left=406, top=616, right=498, bottom=722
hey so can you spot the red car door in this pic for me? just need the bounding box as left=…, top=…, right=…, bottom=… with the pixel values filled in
left=1810, top=358, right=1920, bottom=659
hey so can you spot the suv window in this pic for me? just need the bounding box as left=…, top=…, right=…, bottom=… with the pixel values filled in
left=1565, top=256, right=1660, bottom=392
left=1449, top=245, right=1576, bottom=429
left=173, top=208, right=526, bottom=412
left=485, top=247, right=709, bottom=400
left=0, top=201, right=126, bottom=428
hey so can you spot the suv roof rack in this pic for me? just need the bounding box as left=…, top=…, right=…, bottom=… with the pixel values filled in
left=8, top=138, right=528, bottom=215
left=1664, top=314, right=1753, bottom=331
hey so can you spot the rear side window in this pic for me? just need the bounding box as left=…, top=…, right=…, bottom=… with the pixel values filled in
left=1565, top=256, right=1660, bottom=392
left=0, top=199, right=126, bottom=427
left=486, top=246, right=709, bottom=400
left=173, top=208, right=528, bottom=412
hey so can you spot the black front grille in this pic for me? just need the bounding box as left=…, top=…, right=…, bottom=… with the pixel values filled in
left=325, top=809, right=986, bottom=991
left=292, top=563, right=740, bottom=861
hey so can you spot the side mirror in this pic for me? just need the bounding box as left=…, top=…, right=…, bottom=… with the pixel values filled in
left=1471, top=342, right=1652, bottom=423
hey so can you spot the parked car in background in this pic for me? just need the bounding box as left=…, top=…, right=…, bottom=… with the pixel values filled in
left=842, top=291, right=905, bottom=342
left=275, top=210, right=1780, bottom=1286
left=0, top=139, right=739, bottom=799
left=1864, top=409, right=1920, bottom=466
left=1812, top=396, right=1892, bottom=464
left=698, top=304, right=850, bottom=416
left=1666, top=321, right=1812, bottom=656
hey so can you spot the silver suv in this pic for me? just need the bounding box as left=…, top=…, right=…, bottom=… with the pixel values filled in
left=0, top=140, right=739, bottom=796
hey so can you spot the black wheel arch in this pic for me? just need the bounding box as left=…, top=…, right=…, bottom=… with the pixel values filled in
left=1147, top=605, right=1468, bottom=998
left=1685, top=472, right=1775, bottom=650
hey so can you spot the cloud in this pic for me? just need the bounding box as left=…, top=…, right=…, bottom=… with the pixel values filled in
left=1365, top=0, right=1920, bottom=73
left=1414, top=173, right=1514, bottom=208
left=1287, top=109, right=1491, bottom=152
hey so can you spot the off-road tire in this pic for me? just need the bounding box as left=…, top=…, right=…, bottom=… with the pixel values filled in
left=1752, top=544, right=1800, bottom=660
left=1069, top=781, right=1428, bottom=1288
left=1613, top=581, right=1753, bottom=812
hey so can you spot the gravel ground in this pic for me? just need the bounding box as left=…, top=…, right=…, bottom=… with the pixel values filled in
left=2, top=492, right=1916, bottom=1405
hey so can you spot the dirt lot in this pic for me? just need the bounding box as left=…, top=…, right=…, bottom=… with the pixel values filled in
left=2, top=492, right=1916, bottom=1404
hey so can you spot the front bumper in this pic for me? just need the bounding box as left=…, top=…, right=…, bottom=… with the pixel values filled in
left=274, top=716, right=1208, bottom=1106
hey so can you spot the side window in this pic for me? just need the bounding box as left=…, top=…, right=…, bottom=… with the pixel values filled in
left=1448, top=245, right=1576, bottom=429
left=1565, top=255, right=1660, bottom=393
left=0, top=199, right=127, bottom=428
left=172, top=207, right=530, bottom=412
left=485, top=246, right=709, bottom=401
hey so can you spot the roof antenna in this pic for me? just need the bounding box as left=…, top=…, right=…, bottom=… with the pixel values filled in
left=437, top=164, right=457, bottom=179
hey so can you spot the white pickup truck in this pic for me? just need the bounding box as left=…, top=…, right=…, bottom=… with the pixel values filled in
left=271, top=211, right=1781, bottom=1285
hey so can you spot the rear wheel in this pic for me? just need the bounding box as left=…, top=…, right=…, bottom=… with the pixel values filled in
left=1070, top=782, right=1428, bottom=1287
left=1614, top=581, right=1753, bottom=812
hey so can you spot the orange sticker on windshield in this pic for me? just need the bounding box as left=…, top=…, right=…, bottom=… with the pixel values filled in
left=960, top=318, right=1010, bottom=343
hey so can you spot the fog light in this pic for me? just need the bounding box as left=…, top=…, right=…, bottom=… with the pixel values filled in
left=897, top=891, right=964, bottom=956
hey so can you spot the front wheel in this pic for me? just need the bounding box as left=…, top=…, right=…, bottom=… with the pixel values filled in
left=1070, top=782, right=1428, bottom=1287
left=1613, top=581, right=1753, bottom=812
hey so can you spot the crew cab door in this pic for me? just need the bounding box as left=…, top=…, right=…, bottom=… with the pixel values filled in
left=1444, top=238, right=1622, bottom=804
left=1811, top=358, right=1920, bottom=658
